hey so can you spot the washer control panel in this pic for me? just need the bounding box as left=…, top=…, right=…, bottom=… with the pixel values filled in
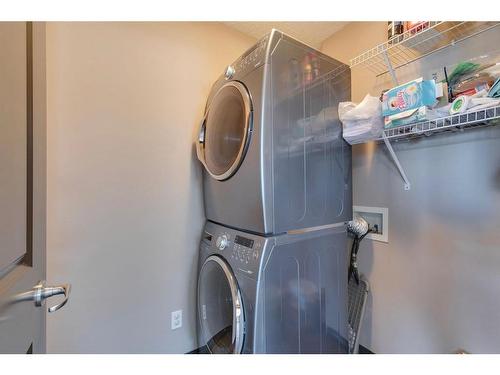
left=230, top=235, right=261, bottom=265
left=205, top=224, right=264, bottom=277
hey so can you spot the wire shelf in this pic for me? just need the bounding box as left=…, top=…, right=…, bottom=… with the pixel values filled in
left=349, top=22, right=500, bottom=76
left=351, top=106, right=500, bottom=145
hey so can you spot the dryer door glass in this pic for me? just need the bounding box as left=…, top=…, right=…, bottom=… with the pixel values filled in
left=203, top=81, right=252, bottom=180
left=198, top=256, right=245, bottom=353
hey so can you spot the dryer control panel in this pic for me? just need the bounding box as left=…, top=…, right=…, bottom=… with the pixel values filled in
left=231, top=35, right=268, bottom=78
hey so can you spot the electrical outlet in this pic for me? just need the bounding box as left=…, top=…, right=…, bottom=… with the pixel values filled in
left=171, top=310, right=182, bottom=330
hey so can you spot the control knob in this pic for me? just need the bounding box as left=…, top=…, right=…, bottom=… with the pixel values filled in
left=216, top=235, right=228, bottom=251
left=224, top=65, right=235, bottom=80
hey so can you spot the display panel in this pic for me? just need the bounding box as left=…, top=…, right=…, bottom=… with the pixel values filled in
left=235, top=235, right=254, bottom=249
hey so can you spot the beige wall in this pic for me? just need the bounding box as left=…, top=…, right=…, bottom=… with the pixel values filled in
left=46, top=22, right=255, bottom=353
left=321, top=22, right=388, bottom=101
left=322, top=23, right=500, bottom=353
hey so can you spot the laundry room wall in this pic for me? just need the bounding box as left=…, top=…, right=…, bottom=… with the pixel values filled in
left=46, top=22, right=255, bottom=353
left=321, top=23, right=500, bottom=353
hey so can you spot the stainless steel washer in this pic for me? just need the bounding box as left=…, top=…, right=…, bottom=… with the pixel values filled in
left=197, top=221, right=349, bottom=354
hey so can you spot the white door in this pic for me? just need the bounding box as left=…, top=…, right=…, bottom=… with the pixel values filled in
left=0, top=22, right=69, bottom=354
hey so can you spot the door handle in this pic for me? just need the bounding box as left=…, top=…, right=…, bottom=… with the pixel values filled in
left=196, top=116, right=208, bottom=166
left=10, top=280, right=71, bottom=313
left=198, top=117, right=206, bottom=145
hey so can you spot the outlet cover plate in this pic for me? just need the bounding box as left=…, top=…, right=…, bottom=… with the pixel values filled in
left=171, top=310, right=182, bottom=330
left=353, top=206, right=389, bottom=243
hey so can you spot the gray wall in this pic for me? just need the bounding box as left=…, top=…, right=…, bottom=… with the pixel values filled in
left=46, top=22, right=255, bottom=353
left=323, top=24, right=500, bottom=353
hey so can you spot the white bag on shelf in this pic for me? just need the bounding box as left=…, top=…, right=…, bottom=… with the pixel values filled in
left=338, top=94, right=384, bottom=145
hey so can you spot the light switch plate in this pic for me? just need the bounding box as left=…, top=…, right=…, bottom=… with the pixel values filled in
left=353, top=206, right=388, bottom=243
left=171, top=310, right=182, bottom=330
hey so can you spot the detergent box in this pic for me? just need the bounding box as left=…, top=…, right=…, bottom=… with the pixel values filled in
left=382, top=78, right=439, bottom=129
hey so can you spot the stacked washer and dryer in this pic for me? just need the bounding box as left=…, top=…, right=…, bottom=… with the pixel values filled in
left=195, top=29, right=352, bottom=354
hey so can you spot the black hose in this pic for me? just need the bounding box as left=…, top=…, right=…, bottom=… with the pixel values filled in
left=348, top=230, right=372, bottom=285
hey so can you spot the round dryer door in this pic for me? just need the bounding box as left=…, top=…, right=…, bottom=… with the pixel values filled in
left=198, top=255, right=245, bottom=354
left=197, top=81, right=252, bottom=181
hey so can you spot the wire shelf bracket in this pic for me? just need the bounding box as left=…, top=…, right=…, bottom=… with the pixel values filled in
left=381, top=50, right=410, bottom=189
left=382, top=49, right=399, bottom=86
left=382, top=133, right=411, bottom=190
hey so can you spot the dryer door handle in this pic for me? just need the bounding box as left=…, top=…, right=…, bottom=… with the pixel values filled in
left=198, top=116, right=206, bottom=145
left=196, top=116, right=207, bottom=165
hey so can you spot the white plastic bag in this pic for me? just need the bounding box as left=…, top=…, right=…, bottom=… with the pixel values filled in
left=338, top=94, right=384, bottom=145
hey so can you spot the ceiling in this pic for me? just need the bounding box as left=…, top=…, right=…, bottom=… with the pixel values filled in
left=223, top=22, right=349, bottom=49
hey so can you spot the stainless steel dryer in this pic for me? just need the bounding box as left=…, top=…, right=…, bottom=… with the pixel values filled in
left=197, top=221, right=349, bottom=354
left=196, top=29, right=352, bottom=235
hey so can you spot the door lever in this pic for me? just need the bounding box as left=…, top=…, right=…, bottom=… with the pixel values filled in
left=10, top=281, right=71, bottom=313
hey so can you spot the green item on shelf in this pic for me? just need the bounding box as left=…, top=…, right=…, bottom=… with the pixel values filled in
left=446, top=61, right=481, bottom=87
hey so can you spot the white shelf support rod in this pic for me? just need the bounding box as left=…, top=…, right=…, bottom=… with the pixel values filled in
left=381, top=47, right=408, bottom=189
left=382, top=49, right=399, bottom=86
left=382, top=133, right=411, bottom=190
